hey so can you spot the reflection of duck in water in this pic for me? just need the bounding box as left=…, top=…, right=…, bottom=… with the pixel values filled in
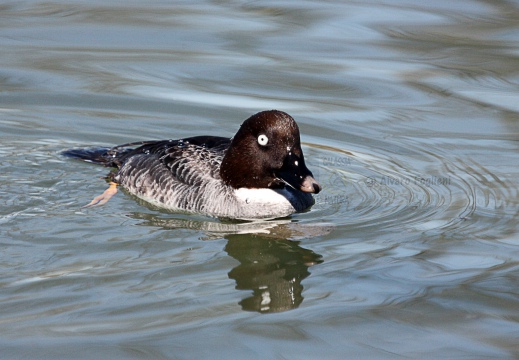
left=226, top=234, right=323, bottom=313
left=126, top=213, right=328, bottom=313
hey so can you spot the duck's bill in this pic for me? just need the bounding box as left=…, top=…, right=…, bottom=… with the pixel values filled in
left=299, top=174, right=322, bottom=194
left=276, top=158, right=322, bottom=194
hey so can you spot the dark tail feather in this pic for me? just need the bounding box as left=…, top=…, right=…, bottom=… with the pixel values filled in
left=62, top=147, right=127, bottom=167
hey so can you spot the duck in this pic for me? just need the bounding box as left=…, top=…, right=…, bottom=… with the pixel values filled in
left=63, top=110, right=321, bottom=220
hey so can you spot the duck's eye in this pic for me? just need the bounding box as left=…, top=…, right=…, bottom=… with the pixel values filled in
left=257, top=134, right=269, bottom=146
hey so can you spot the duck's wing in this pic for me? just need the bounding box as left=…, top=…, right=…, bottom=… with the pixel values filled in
left=118, top=136, right=231, bottom=186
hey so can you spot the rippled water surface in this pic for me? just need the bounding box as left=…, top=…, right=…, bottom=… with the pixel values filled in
left=2, top=0, right=519, bottom=358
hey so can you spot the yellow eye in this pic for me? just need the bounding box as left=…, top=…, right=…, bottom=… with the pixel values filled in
left=257, top=134, right=269, bottom=146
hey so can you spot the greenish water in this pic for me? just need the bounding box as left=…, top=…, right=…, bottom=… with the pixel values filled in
left=1, top=1, right=519, bottom=358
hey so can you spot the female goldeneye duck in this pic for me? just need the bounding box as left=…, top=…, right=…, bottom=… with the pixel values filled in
left=63, top=110, right=321, bottom=220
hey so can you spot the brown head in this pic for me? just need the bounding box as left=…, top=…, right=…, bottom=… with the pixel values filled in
left=220, top=110, right=321, bottom=194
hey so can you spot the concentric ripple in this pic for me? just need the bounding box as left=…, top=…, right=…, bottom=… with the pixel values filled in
left=306, top=138, right=512, bottom=235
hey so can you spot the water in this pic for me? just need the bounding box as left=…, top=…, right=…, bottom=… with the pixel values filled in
left=1, top=0, right=519, bottom=358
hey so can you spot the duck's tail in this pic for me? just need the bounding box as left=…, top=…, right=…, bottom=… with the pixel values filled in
left=62, top=147, right=131, bottom=168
